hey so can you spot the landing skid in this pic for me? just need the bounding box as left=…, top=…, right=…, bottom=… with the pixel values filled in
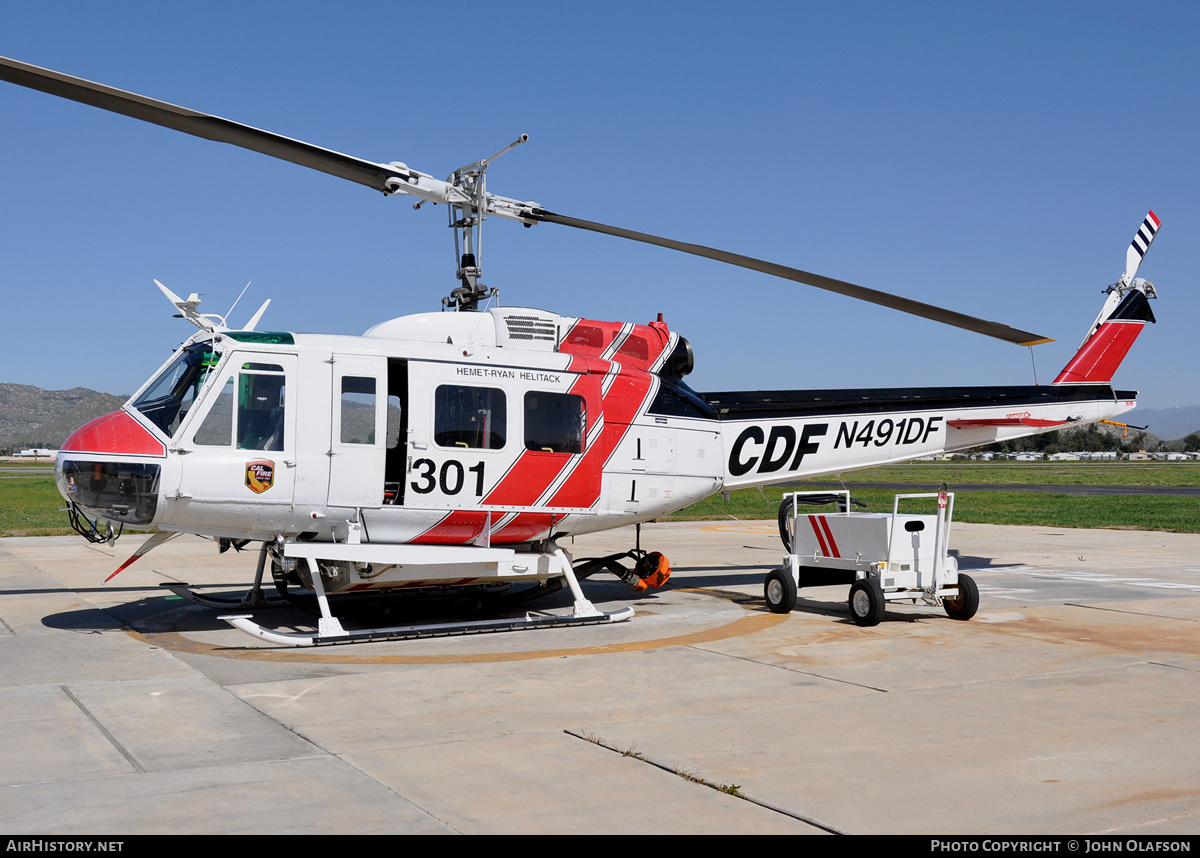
left=219, top=606, right=635, bottom=647
left=218, top=540, right=634, bottom=647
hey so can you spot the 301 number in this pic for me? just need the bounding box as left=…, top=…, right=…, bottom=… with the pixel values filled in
left=410, top=459, right=485, bottom=496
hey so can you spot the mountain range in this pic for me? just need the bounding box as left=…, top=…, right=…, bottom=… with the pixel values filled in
left=1131, top=405, right=1200, bottom=442
left=0, top=384, right=127, bottom=451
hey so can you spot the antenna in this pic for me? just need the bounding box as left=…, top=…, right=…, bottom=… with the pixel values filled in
left=223, top=281, right=252, bottom=323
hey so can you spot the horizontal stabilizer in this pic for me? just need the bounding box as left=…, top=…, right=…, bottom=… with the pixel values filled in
left=947, top=417, right=1069, bottom=429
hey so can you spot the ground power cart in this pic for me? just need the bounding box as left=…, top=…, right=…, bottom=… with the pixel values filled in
left=765, top=490, right=979, bottom=626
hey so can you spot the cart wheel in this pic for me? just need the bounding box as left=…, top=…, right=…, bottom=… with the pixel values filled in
left=764, top=569, right=797, bottom=614
left=944, top=573, right=979, bottom=621
left=848, top=578, right=885, bottom=626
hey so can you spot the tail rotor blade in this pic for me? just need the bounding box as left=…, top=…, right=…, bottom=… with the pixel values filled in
left=1122, top=210, right=1161, bottom=286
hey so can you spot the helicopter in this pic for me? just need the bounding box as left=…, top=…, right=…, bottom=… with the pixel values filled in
left=0, top=55, right=1161, bottom=645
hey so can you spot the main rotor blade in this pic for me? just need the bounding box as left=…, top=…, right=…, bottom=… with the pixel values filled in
left=0, top=54, right=1054, bottom=346
left=532, top=210, right=1053, bottom=346
left=0, top=55, right=407, bottom=193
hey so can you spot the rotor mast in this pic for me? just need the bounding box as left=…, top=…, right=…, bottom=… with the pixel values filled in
left=439, top=134, right=530, bottom=311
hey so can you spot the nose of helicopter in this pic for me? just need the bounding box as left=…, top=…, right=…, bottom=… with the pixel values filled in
left=55, top=410, right=166, bottom=527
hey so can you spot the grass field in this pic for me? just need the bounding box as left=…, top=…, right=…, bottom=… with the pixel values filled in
left=0, top=477, right=73, bottom=537
left=794, top=461, right=1200, bottom=487
left=2, top=462, right=1198, bottom=536
left=663, top=484, right=1200, bottom=533
left=663, top=462, right=1200, bottom=532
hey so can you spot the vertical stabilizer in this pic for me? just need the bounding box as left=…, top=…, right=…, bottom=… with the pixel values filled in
left=1053, top=288, right=1155, bottom=384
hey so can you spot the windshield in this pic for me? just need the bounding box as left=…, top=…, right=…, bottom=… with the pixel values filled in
left=131, top=343, right=223, bottom=438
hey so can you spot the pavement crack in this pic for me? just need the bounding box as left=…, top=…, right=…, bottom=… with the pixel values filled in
left=1148, top=661, right=1200, bottom=673
left=685, top=644, right=891, bottom=692
left=795, top=670, right=889, bottom=692
left=1066, top=602, right=1200, bottom=623
left=60, top=685, right=145, bottom=774
left=564, top=728, right=846, bottom=834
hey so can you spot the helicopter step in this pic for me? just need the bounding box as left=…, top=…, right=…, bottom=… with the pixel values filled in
left=221, top=539, right=629, bottom=646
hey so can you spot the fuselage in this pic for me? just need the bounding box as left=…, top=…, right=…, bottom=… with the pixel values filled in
left=55, top=306, right=1137, bottom=547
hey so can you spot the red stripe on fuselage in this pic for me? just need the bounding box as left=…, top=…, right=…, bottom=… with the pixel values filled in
left=411, top=510, right=490, bottom=544
left=482, top=356, right=594, bottom=510
left=489, top=512, right=559, bottom=543
left=559, top=318, right=671, bottom=372
left=414, top=319, right=666, bottom=546
left=547, top=364, right=653, bottom=509
left=483, top=454, right=573, bottom=507
left=491, top=358, right=654, bottom=543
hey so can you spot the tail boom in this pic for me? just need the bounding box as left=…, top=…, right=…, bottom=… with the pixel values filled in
left=709, top=384, right=1136, bottom=491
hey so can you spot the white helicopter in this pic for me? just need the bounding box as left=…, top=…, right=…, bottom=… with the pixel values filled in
left=0, top=56, right=1161, bottom=645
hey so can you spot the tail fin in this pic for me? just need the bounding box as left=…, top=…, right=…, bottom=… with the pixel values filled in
left=1053, top=211, right=1159, bottom=385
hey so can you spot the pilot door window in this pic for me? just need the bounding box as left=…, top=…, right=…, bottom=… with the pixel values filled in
left=193, top=376, right=234, bottom=446
left=193, top=363, right=287, bottom=451
left=434, top=385, right=506, bottom=449
left=524, top=391, right=585, bottom=454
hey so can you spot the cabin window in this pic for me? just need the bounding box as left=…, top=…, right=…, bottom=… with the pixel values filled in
left=434, top=385, right=506, bottom=449
left=339, top=376, right=377, bottom=444
left=524, top=391, right=585, bottom=454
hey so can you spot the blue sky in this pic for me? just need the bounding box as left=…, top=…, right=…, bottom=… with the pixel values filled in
left=1, top=2, right=1196, bottom=409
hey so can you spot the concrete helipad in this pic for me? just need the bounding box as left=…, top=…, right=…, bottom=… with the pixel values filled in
left=2, top=521, right=1199, bottom=834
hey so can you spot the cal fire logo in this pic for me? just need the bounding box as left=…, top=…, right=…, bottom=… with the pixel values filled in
left=245, top=459, right=275, bottom=494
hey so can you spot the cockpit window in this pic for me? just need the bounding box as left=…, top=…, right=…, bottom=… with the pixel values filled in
left=131, top=343, right=222, bottom=438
